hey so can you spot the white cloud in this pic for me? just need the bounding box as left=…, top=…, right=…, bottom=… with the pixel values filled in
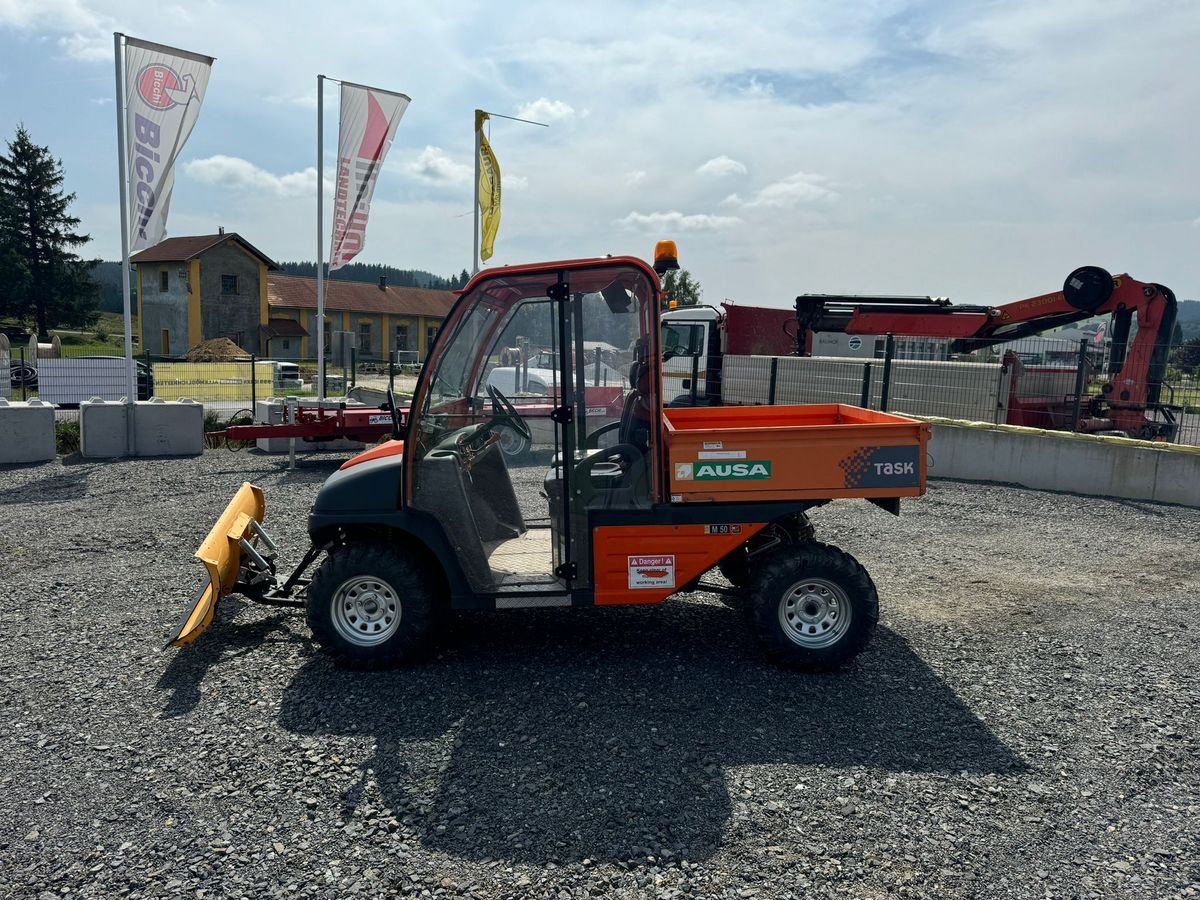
left=407, top=146, right=471, bottom=186
left=697, top=155, right=747, bottom=177
left=506, top=174, right=529, bottom=190
left=616, top=210, right=743, bottom=233
left=184, top=155, right=315, bottom=198
left=515, top=98, right=576, bottom=123
left=624, top=171, right=647, bottom=186
left=731, top=171, right=840, bottom=208
left=0, top=0, right=109, bottom=60
left=742, top=75, right=775, bottom=97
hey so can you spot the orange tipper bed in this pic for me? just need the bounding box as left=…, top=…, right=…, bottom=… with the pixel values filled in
left=663, top=403, right=931, bottom=503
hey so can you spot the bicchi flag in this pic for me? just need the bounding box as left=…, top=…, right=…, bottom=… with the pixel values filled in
left=122, top=36, right=213, bottom=252
left=476, top=110, right=502, bottom=262
left=330, top=83, right=410, bottom=271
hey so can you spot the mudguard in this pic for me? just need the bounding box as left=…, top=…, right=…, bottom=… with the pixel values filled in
left=168, top=482, right=266, bottom=647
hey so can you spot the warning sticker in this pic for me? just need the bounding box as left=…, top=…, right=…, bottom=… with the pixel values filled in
left=628, top=555, right=676, bottom=589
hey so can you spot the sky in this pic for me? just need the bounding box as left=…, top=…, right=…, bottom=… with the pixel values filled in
left=0, top=0, right=1197, bottom=307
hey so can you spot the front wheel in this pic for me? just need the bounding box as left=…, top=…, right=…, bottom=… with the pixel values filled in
left=746, top=542, right=878, bottom=671
left=306, top=543, right=439, bottom=668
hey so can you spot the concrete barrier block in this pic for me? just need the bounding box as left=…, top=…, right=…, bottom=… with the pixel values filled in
left=133, top=398, right=204, bottom=456
left=1153, top=451, right=1200, bottom=506
left=80, top=398, right=129, bottom=458
left=923, top=416, right=1200, bottom=508
left=0, top=399, right=56, bottom=464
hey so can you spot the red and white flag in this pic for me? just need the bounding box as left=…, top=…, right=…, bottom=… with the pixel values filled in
left=122, top=36, right=213, bottom=252
left=329, top=83, right=410, bottom=271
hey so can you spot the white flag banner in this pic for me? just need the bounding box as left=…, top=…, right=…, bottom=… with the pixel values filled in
left=330, top=82, right=410, bottom=271
left=123, top=35, right=213, bottom=252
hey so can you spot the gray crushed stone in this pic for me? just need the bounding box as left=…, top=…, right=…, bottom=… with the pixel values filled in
left=0, top=451, right=1197, bottom=899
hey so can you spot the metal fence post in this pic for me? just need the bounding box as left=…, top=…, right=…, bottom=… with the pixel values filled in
left=19, top=345, right=27, bottom=401
left=879, top=334, right=895, bottom=412
left=351, top=347, right=357, bottom=389
left=1070, top=338, right=1089, bottom=432
left=768, top=356, right=779, bottom=405
left=860, top=362, right=872, bottom=408
left=388, top=351, right=395, bottom=397
left=250, top=353, right=257, bottom=409
left=594, top=346, right=601, bottom=386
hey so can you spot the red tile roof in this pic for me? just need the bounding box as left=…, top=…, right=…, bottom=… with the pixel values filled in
left=268, top=274, right=456, bottom=319
left=265, top=317, right=309, bottom=337
left=130, top=233, right=278, bottom=268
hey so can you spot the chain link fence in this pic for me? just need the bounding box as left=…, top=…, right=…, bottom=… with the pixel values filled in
left=718, top=336, right=1200, bottom=446
left=8, top=336, right=1199, bottom=446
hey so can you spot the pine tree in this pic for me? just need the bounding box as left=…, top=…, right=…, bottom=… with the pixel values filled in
left=0, top=125, right=99, bottom=336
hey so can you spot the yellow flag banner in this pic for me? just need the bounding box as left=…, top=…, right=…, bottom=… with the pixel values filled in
left=476, top=110, right=502, bottom=262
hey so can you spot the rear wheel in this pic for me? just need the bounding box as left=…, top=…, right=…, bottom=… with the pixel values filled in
left=746, top=542, right=878, bottom=671
left=717, top=517, right=812, bottom=598
left=306, top=543, right=438, bottom=668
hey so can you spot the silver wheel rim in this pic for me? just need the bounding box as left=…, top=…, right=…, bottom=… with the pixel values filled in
left=498, top=425, right=527, bottom=457
left=331, top=575, right=401, bottom=647
left=778, top=577, right=852, bottom=649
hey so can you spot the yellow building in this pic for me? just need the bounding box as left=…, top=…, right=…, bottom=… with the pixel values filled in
left=131, top=232, right=457, bottom=360
left=131, top=231, right=277, bottom=356
left=266, top=274, right=455, bottom=362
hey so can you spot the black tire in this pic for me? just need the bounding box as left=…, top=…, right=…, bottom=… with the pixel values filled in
left=745, top=542, right=878, bottom=671
left=717, top=518, right=810, bottom=592
left=306, top=543, right=439, bottom=669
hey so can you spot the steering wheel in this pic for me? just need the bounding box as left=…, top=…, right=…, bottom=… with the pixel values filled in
left=484, top=383, right=533, bottom=442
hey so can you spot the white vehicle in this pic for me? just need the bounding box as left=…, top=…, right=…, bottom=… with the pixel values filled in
left=260, top=360, right=304, bottom=391
left=484, top=365, right=558, bottom=397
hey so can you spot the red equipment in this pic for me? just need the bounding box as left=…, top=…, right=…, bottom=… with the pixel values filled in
left=794, top=266, right=1180, bottom=440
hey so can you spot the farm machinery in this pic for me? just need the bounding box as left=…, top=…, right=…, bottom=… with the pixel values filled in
left=170, top=245, right=930, bottom=670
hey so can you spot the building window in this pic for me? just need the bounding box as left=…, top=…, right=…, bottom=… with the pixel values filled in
left=395, top=323, right=409, bottom=351
left=159, top=269, right=169, bottom=292
left=221, top=274, right=239, bottom=294
left=282, top=339, right=290, bottom=350
left=358, top=322, right=372, bottom=352
left=323, top=320, right=332, bottom=353
left=426, top=323, right=438, bottom=352
left=161, top=329, right=170, bottom=354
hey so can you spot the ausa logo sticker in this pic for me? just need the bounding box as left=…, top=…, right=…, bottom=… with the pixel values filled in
left=694, top=460, right=772, bottom=480
left=675, top=462, right=694, bottom=480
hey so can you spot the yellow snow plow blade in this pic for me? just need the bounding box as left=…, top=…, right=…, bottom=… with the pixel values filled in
left=168, top=482, right=266, bottom=647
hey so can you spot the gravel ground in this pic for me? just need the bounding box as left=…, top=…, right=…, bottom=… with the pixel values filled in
left=0, top=451, right=1198, bottom=899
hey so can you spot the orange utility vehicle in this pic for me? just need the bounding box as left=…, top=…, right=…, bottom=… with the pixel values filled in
left=170, top=245, right=930, bottom=670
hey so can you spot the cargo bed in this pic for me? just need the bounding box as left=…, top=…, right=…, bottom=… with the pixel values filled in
left=664, top=403, right=930, bottom=502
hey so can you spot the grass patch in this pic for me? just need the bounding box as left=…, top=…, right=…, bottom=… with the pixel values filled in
left=55, top=421, right=80, bottom=455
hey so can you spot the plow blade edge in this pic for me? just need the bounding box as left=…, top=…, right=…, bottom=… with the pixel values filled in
left=168, top=482, right=266, bottom=648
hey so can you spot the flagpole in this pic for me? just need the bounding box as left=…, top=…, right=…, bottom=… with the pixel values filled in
left=113, top=32, right=137, bottom=454
left=473, top=109, right=481, bottom=275
left=316, top=74, right=326, bottom=400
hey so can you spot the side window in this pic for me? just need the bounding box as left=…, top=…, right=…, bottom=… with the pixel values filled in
left=221, top=274, right=239, bottom=294
left=159, top=269, right=169, bottom=292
